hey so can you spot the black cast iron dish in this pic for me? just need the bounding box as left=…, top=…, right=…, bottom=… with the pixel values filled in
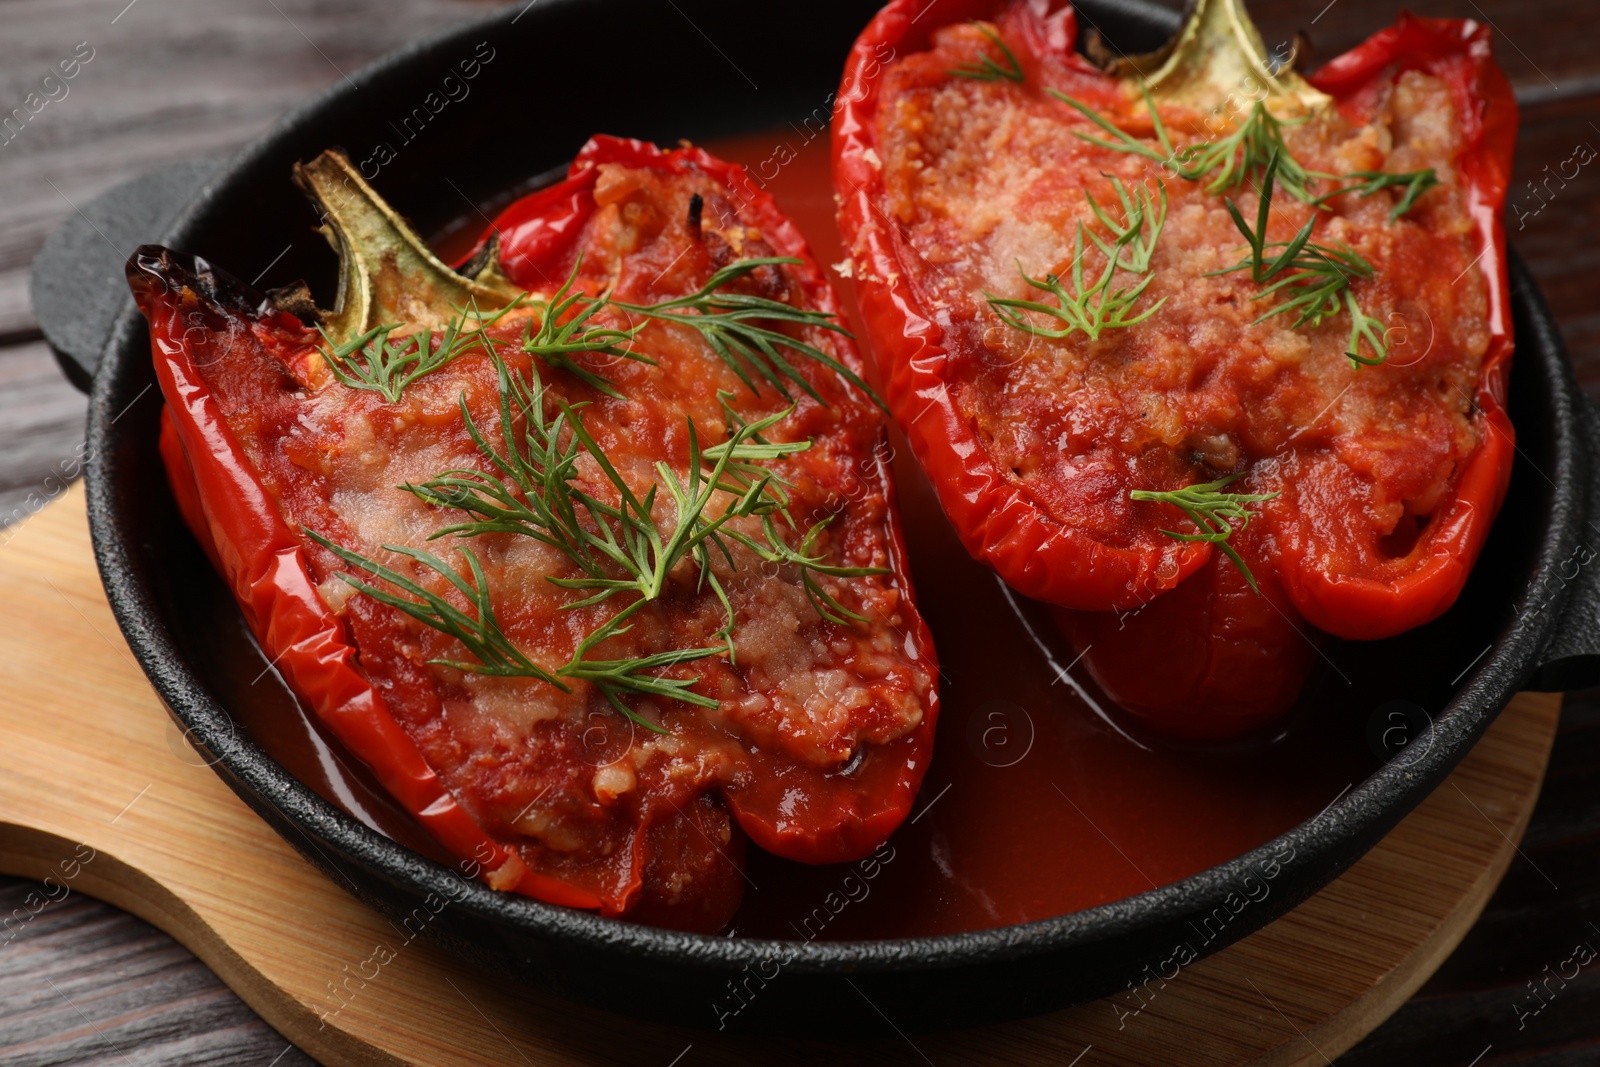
left=38, top=0, right=1600, bottom=1035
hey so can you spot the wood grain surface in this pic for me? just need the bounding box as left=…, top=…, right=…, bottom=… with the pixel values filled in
left=2, top=0, right=1598, bottom=1064
left=0, top=486, right=1567, bottom=1067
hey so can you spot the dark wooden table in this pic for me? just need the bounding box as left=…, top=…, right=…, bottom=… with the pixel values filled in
left=2, top=0, right=1597, bottom=1063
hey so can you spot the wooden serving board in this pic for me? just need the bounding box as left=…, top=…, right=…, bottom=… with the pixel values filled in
left=0, top=485, right=1559, bottom=1067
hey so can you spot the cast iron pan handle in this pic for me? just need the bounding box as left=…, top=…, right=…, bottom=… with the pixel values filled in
left=31, top=158, right=220, bottom=392
left=1528, top=390, right=1600, bottom=692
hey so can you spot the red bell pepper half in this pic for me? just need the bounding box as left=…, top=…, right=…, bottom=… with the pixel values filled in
left=131, top=137, right=938, bottom=930
left=834, top=0, right=1515, bottom=736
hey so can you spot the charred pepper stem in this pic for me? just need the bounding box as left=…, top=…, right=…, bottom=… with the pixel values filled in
left=1117, top=0, right=1330, bottom=116
left=293, top=150, right=522, bottom=343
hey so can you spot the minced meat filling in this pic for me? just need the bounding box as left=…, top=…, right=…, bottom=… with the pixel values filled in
left=876, top=20, right=1490, bottom=550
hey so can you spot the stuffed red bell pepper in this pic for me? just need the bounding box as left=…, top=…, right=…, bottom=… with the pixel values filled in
left=835, top=0, right=1514, bottom=737
left=131, top=138, right=938, bottom=930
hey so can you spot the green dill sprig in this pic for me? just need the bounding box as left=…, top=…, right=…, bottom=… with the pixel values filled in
left=303, top=531, right=564, bottom=687
left=1342, top=290, right=1390, bottom=366
left=312, top=335, right=734, bottom=735
left=376, top=336, right=881, bottom=721
left=987, top=235, right=1160, bottom=342
left=404, top=354, right=600, bottom=562
left=611, top=257, right=883, bottom=411
left=1053, top=87, right=1328, bottom=204
left=413, top=303, right=880, bottom=636
left=312, top=258, right=889, bottom=730
left=1314, top=169, right=1440, bottom=221
left=1052, top=84, right=1444, bottom=224
left=317, top=297, right=527, bottom=403
left=559, top=636, right=724, bottom=725
left=1212, top=152, right=1387, bottom=368
left=684, top=397, right=886, bottom=627
left=520, top=253, right=651, bottom=399
left=305, top=528, right=719, bottom=733
left=1129, top=472, right=1280, bottom=594
left=1052, top=83, right=1177, bottom=166
left=327, top=255, right=880, bottom=411
left=408, top=346, right=867, bottom=632
left=1086, top=175, right=1167, bottom=273
left=789, top=523, right=885, bottom=627
left=948, top=21, right=1024, bottom=83
left=1173, top=100, right=1323, bottom=202
left=987, top=178, right=1168, bottom=342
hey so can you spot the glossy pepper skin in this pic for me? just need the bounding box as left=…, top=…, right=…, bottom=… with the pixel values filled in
left=834, top=0, right=1516, bottom=738
left=133, top=136, right=939, bottom=925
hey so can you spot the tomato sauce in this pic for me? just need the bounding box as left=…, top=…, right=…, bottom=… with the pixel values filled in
left=216, top=127, right=1382, bottom=941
